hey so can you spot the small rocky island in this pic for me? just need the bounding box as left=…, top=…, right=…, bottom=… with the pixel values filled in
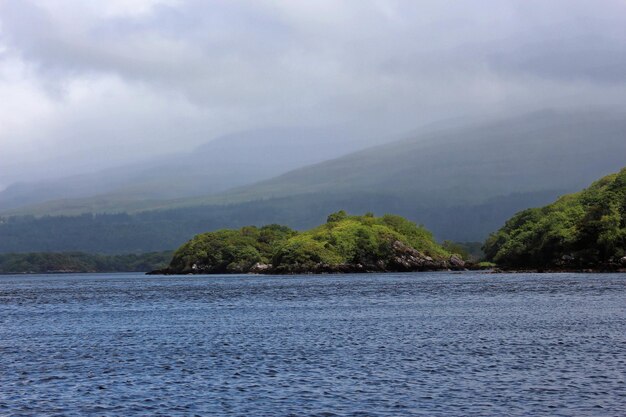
left=150, top=211, right=468, bottom=274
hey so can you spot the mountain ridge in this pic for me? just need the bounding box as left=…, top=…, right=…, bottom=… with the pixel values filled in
left=8, top=109, right=626, bottom=217
left=0, top=126, right=384, bottom=214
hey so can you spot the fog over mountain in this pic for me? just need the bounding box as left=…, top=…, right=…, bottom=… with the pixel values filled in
left=2, top=0, right=626, bottom=191
left=0, top=126, right=389, bottom=212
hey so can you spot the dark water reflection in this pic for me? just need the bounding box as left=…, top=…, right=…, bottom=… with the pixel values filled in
left=1, top=272, right=625, bottom=416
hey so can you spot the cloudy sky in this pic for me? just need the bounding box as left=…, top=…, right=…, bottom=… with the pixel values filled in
left=1, top=0, right=626, bottom=188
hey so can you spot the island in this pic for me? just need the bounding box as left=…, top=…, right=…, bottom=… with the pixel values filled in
left=150, top=211, right=468, bottom=274
left=484, top=167, right=626, bottom=271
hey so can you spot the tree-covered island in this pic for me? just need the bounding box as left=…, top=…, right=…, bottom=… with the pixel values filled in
left=150, top=211, right=468, bottom=274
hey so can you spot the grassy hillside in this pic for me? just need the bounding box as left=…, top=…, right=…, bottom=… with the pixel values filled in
left=161, top=212, right=460, bottom=274
left=484, top=168, right=626, bottom=269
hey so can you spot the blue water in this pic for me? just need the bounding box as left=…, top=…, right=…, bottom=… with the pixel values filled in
left=1, top=272, right=625, bottom=416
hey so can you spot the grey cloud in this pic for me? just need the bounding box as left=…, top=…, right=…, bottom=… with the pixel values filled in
left=1, top=0, right=626, bottom=187
left=4, top=1, right=623, bottom=94
left=488, top=36, right=626, bottom=84
left=0, top=1, right=297, bottom=101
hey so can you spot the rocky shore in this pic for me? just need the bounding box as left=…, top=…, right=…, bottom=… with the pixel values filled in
left=484, top=256, right=626, bottom=274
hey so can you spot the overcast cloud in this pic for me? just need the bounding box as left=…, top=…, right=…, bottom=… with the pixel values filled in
left=1, top=0, right=626, bottom=188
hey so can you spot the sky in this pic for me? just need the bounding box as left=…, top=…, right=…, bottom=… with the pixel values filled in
left=1, top=0, right=626, bottom=189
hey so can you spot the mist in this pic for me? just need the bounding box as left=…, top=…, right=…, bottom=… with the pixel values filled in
left=1, top=0, right=626, bottom=189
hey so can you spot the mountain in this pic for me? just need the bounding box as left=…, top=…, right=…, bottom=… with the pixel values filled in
left=193, top=110, right=626, bottom=206
left=484, top=167, right=626, bottom=270
left=1, top=109, right=625, bottom=253
left=0, top=126, right=384, bottom=214
left=150, top=109, right=626, bottom=241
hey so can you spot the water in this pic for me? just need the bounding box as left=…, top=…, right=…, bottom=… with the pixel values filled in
left=1, top=272, right=625, bottom=416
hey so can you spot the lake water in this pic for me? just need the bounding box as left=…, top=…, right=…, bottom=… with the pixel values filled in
left=1, top=272, right=625, bottom=416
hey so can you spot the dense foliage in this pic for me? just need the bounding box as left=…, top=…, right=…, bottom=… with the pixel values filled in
left=0, top=251, right=172, bottom=274
left=484, top=168, right=626, bottom=268
left=271, top=212, right=451, bottom=273
left=169, top=224, right=296, bottom=274
left=164, top=212, right=458, bottom=274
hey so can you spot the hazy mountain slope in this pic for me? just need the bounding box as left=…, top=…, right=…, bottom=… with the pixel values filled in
left=0, top=126, right=381, bottom=213
left=17, top=109, right=622, bottom=217
left=191, top=110, right=626, bottom=208
left=0, top=164, right=161, bottom=213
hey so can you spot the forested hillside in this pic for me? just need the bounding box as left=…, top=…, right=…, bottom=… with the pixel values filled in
left=484, top=168, right=626, bottom=269
left=0, top=191, right=554, bottom=253
left=0, top=251, right=172, bottom=274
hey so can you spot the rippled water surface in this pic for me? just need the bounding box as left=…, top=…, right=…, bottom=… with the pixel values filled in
left=1, top=272, right=625, bottom=416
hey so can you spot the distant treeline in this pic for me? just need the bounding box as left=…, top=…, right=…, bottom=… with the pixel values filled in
left=0, top=251, right=172, bottom=274
left=0, top=191, right=555, bottom=254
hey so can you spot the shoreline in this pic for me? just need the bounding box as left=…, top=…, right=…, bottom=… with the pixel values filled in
left=3, top=267, right=626, bottom=276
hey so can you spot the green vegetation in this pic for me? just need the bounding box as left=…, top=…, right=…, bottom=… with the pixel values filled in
left=272, top=212, right=451, bottom=273
left=484, top=168, right=626, bottom=269
left=160, top=212, right=465, bottom=274
left=0, top=251, right=172, bottom=274
left=169, top=224, right=296, bottom=274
